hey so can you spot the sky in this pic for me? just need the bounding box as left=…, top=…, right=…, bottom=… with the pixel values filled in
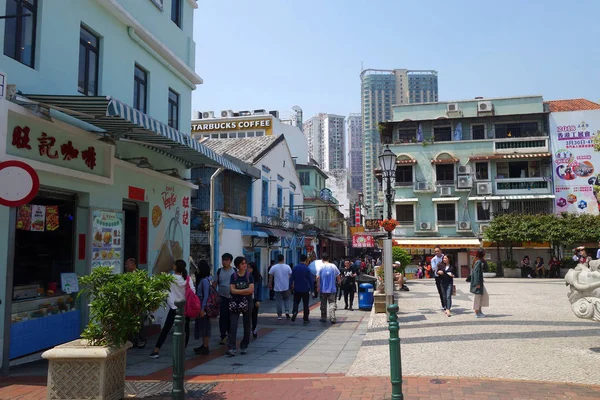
left=191, top=0, right=600, bottom=121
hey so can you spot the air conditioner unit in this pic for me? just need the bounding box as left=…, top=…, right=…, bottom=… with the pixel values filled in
left=439, top=186, right=453, bottom=196
left=269, top=110, right=280, bottom=118
left=253, top=109, right=266, bottom=115
left=416, top=182, right=429, bottom=191
left=221, top=110, right=234, bottom=118
left=457, top=165, right=472, bottom=175
left=419, top=222, right=432, bottom=230
left=477, top=182, right=492, bottom=195
left=478, top=101, right=493, bottom=112
left=279, top=208, right=286, bottom=219
left=458, top=175, right=473, bottom=188
left=202, top=111, right=215, bottom=119
left=305, top=216, right=315, bottom=224
left=479, top=223, right=490, bottom=234
left=457, top=221, right=471, bottom=231
left=446, top=103, right=459, bottom=112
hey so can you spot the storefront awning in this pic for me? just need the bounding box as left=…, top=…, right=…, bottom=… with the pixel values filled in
left=242, top=230, right=268, bottom=238
left=255, top=227, right=291, bottom=238
left=394, top=198, right=419, bottom=203
left=468, top=195, right=555, bottom=201
left=393, top=238, right=481, bottom=249
left=469, top=153, right=551, bottom=161
left=431, top=197, right=461, bottom=202
left=23, top=95, right=242, bottom=173
left=323, top=234, right=347, bottom=243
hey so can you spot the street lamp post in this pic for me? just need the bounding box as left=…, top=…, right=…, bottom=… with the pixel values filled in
left=379, top=145, right=396, bottom=307
left=379, top=145, right=404, bottom=400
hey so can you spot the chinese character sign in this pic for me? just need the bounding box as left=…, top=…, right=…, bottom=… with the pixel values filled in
left=352, top=234, right=375, bottom=248
left=354, top=204, right=361, bottom=226
left=550, top=110, right=600, bottom=215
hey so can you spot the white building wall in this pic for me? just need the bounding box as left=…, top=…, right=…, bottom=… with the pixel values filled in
left=251, top=140, right=304, bottom=220
left=326, top=169, right=351, bottom=218
left=273, top=119, right=309, bottom=164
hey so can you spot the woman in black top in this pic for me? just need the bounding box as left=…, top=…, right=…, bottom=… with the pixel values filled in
left=341, top=259, right=357, bottom=310
left=437, top=255, right=455, bottom=317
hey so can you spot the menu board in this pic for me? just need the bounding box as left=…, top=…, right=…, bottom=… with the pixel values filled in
left=91, top=209, right=124, bottom=273
left=60, top=273, right=79, bottom=294
left=30, top=205, right=46, bottom=232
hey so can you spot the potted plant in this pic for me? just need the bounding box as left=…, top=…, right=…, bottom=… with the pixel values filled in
left=483, top=261, right=497, bottom=278
left=43, top=266, right=173, bottom=400
left=380, top=218, right=398, bottom=232
left=501, top=259, right=520, bottom=278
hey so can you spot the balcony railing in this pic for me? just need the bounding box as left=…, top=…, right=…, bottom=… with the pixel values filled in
left=494, top=137, right=549, bottom=154
left=494, top=177, right=552, bottom=195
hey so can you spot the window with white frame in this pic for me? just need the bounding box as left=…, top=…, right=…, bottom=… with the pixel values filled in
left=436, top=203, right=456, bottom=224
left=394, top=165, right=412, bottom=187
left=476, top=202, right=490, bottom=221
left=435, top=164, right=455, bottom=185
left=395, top=204, right=414, bottom=224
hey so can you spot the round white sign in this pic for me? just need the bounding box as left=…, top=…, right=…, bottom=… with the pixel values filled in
left=0, top=166, right=34, bottom=201
left=0, top=161, right=40, bottom=207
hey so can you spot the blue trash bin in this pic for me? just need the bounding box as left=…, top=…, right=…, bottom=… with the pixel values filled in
left=358, top=283, right=374, bottom=310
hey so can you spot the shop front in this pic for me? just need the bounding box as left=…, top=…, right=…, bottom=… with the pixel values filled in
left=392, top=238, right=482, bottom=278
left=0, top=96, right=240, bottom=370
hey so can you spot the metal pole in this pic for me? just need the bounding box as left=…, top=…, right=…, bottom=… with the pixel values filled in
left=1, top=207, right=16, bottom=376
left=171, top=300, right=186, bottom=400
left=388, top=304, right=403, bottom=399
left=384, top=174, right=394, bottom=307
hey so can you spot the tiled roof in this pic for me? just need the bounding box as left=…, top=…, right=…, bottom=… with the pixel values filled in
left=545, top=99, right=600, bottom=112
left=201, top=135, right=281, bottom=164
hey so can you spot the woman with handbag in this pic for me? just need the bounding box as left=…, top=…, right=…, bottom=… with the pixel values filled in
left=227, top=256, right=255, bottom=357
left=437, top=255, right=455, bottom=317
left=150, top=260, right=193, bottom=359
left=470, top=249, right=489, bottom=318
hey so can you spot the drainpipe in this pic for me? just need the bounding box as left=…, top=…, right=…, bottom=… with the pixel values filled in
left=209, top=167, right=225, bottom=269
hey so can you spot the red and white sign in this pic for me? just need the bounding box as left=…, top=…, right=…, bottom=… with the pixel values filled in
left=352, top=234, right=375, bottom=248
left=354, top=204, right=361, bottom=226
left=0, top=160, right=40, bottom=207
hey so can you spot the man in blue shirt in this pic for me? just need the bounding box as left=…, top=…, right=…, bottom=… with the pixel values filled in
left=317, top=253, right=341, bottom=324
left=431, top=246, right=446, bottom=310
left=290, top=254, right=314, bottom=323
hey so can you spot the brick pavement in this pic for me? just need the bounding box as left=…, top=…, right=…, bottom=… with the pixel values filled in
left=3, top=375, right=600, bottom=399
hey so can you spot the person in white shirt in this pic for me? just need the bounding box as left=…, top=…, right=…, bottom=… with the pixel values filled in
left=268, top=254, right=292, bottom=320
left=596, top=241, right=600, bottom=259
left=150, top=259, right=194, bottom=359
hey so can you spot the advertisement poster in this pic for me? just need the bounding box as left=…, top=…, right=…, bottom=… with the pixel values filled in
left=152, top=186, right=186, bottom=274
left=550, top=110, right=600, bottom=215
left=16, top=204, right=32, bottom=231
left=30, top=205, right=46, bottom=232
left=352, top=234, right=375, bottom=248
left=46, top=205, right=59, bottom=231
left=91, top=209, right=124, bottom=273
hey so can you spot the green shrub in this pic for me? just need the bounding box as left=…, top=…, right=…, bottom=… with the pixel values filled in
left=560, top=257, right=577, bottom=269
left=78, top=267, right=173, bottom=347
left=501, top=259, right=518, bottom=269
left=392, top=247, right=411, bottom=273
left=486, top=261, right=497, bottom=273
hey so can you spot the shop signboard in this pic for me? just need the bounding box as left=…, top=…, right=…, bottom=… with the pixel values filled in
left=364, top=219, right=381, bottom=231
left=352, top=234, right=375, bottom=248
left=6, top=114, right=111, bottom=178
left=90, top=209, right=124, bottom=273
left=191, top=118, right=273, bottom=134
left=550, top=110, right=600, bottom=215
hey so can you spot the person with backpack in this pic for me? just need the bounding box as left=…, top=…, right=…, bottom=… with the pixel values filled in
left=227, top=256, right=255, bottom=356
left=193, top=260, right=213, bottom=355
left=247, top=262, right=263, bottom=339
left=217, top=253, right=236, bottom=346
left=150, top=260, right=194, bottom=359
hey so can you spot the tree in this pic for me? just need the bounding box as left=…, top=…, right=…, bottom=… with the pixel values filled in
left=392, top=247, right=411, bottom=273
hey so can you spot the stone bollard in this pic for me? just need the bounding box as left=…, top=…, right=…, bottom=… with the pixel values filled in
left=388, top=303, right=403, bottom=399
left=172, top=300, right=186, bottom=400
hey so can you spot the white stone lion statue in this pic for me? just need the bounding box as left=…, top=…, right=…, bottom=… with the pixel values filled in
left=564, top=259, right=600, bottom=322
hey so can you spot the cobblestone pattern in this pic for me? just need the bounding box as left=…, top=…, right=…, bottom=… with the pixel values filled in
left=349, top=278, right=600, bottom=384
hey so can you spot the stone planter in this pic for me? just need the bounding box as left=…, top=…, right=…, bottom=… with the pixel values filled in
left=373, top=293, right=387, bottom=313
left=42, top=339, right=132, bottom=400
left=483, top=272, right=497, bottom=278
left=503, top=268, right=521, bottom=278
left=560, top=268, right=571, bottom=279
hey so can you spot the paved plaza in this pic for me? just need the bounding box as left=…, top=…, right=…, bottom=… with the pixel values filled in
left=349, top=278, right=600, bottom=385
left=3, top=278, right=600, bottom=399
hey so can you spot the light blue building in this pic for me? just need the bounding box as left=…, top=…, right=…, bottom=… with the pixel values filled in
left=0, top=0, right=246, bottom=369
left=379, top=96, right=553, bottom=276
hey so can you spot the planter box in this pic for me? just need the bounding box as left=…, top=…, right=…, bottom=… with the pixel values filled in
left=42, top=339, right=132, bottom=400
left=560, top=268, right=571, bottom=279
left=373, top=293, right=387, bottom=314
left=483, top=272, right=497, bottom=278
left=504, top=268, right=522, bottom=278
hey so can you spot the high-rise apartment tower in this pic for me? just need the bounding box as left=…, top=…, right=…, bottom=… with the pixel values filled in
left=347, top=113, right=363, bottom=192
left=303, top=113, right=346, bottom=170
left=360, top=68, right=438, bottom=215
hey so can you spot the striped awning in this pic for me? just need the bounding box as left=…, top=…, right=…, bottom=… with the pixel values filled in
left=469, top=153, right=551, bottom=161
left=23, top=95, right=242, bottom=173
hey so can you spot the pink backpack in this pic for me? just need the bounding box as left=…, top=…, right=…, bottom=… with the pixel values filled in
left=184, top=277, right=201, bottom=318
